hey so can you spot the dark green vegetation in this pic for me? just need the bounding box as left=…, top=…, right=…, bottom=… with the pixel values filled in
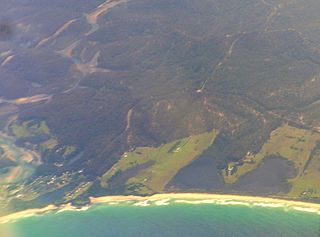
left=1, top=0, right=320, bottom=214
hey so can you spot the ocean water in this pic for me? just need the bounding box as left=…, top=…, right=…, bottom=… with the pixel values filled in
left=2, top=201, right=320, bottom=237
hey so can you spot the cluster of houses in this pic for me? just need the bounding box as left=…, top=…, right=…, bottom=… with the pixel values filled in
left=226, top=151, right=256, bottom=176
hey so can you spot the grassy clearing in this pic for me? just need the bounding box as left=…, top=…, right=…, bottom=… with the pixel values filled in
left=11, top=120, right=50, bottom=138
left=101, top=130, right=218, bottom=194
left=10, top=120, right=61, bottom=154
left=10, top=124, right=29, bottom=137
left=223, top=124, right=320, bottom=186
left=63, top=146, right=76, bottom=157
left=40, top=139, right=58, bottom=150
left=288, top=148, right=320, bottom=198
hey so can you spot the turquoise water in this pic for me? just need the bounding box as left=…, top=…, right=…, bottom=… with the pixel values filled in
left=2, top=202, right=320, bottom=237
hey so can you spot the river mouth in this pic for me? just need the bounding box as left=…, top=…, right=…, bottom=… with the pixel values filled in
left=0, top=133, right=39, bottom=184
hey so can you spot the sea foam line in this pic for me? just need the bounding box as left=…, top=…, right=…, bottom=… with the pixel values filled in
left=133, top=200, right=150, bottom=207
left=292, top=207, right=320, bottom=214
left=154, top=199, right=170, bottom=206
left=173, top=199, right=320, bottom=214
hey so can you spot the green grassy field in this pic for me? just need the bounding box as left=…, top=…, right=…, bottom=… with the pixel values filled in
left=288, top=147, right=320, bottom=198
left=10, top=120, right=61, bottom=152
left=11, top=120, right=50, bottom=138
left=223, top=124, right=320, bottom=195
left=101, top=130, right=218, bottom=195
left=9, top=120, right=78, bottom=158
left=222, top=124, right=320, bottom=197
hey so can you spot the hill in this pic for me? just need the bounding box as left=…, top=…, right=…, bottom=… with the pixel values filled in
left=0, top=0, right=320, bottom=213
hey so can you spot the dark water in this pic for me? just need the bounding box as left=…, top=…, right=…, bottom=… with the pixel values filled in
left=2, top=201, right=319, bottom=237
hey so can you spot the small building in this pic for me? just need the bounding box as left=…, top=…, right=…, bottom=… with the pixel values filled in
left=227, top=163, right=235, bottom=176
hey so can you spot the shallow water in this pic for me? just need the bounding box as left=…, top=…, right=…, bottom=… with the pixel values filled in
left=2, top=201, right=320, bottom=237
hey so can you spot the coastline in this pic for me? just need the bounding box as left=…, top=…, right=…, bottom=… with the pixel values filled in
left=0, top=205, right=57, bottom=224
left=90, top=193, right=320, bottom=211
left=1, top=193, right=320, bottom=224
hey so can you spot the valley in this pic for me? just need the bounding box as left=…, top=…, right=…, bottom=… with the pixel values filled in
left=1, top=0, right=320, bottom=215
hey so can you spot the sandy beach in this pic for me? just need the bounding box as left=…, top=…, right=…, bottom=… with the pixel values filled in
left=90, top=193, right=320, bottom=210
left=1, top=193, right=319, bottom=224
left=0, top=205, right=57, bottom=224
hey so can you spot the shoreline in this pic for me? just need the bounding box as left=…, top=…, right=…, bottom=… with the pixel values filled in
left=90, top=193, right=320, bottom=211
left=1, top=193, right=320, bottom=224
